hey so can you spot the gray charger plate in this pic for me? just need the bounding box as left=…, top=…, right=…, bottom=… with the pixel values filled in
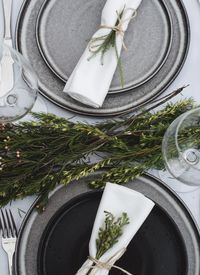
left=15, top=0, right=190, bottom=116
left=36, top=0, right=172, bottom=93
left=14, top=174, right=200, bottom=275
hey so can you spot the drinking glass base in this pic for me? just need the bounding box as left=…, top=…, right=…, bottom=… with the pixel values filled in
left=156, top=170, right=199, bottom=194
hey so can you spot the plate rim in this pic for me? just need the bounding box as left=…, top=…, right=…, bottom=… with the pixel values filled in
left=14, top=173, right=200, bottom=275
left=35, top=0, right=173, bottom=94
left=14, top=0, right=190, bottom=117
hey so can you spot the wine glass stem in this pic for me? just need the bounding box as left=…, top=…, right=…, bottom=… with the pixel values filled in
left=2, top=0, right=12, bottom=40
left=0, top=98, right=5, bottom=107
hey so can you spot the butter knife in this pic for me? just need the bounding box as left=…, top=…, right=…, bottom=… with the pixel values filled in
left=0, top=0, right=14, bottom=98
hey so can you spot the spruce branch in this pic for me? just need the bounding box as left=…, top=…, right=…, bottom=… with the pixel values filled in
left=0, top=89, right=198, bottom=210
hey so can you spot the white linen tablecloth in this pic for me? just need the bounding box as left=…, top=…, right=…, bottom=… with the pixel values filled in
left=0, top=0, right=200, bottom=274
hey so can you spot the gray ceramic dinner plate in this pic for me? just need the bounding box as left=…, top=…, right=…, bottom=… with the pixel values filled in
left=14, top=174, right=200, bottom=275
left=15, top=0, right=190, bottom=116
left=36, top=0, right=172, bottom=93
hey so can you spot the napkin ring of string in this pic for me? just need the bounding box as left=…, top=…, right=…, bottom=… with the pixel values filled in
left=99, top=7, right=137, bottom=51
left=88, top=7, right=137, bottom=56
left=100, top=8, right=137, bottom=37
left=86, top=248, right=133, bottom=275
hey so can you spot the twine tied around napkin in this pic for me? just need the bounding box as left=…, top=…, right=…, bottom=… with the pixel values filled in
left=63, top=0, right=143, bottom=108
left=85, top=248, right=133, bottom=275
left=89, top=8, right=137, bottom=53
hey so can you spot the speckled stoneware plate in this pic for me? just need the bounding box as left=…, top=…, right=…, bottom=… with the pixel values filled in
left=15, top=0, right=189, bottom=116
left=36, top=0, right=172, bottom=93
left=14, top=174, right=200, bottom=275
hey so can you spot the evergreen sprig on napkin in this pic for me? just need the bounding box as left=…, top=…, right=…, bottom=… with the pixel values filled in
left=63, top=0, right=142, bottom=108
left=96, top=211, right=129, bottom=260
left=88, top=7, right=136, bottom=87
left=86, top=211, right=129, bottom=274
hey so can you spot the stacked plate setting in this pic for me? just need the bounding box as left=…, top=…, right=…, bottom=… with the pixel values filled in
left=13, top=1, right=200, bottom=275
left=16, top=0, right=189, bottom=116
left=14, top=175, right=200, bottom=275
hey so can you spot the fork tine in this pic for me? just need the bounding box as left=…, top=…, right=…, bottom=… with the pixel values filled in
left=9, top=209, right=18, bottom=237
left=5, top=209, right=14, bottom=237
left=1, top=209, right=8, bottom=237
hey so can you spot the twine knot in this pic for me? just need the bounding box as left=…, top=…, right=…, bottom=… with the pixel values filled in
left=88, top=256, right=113, bottom=271
left=85, top=248, right=133, bottom=275
left=88, top=8, right=137, bottom=54
left=99, top=8, right=137, bottom=51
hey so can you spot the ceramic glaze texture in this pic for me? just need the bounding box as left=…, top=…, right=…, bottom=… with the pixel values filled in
left=14, top=175, right=200, bottom=275
left=37, top=0, right=172, bottom=92
left=16, top=0, right=189, bottom=115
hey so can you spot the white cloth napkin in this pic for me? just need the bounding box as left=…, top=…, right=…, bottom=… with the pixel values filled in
left=76, top=182, right=155, bottom=274
left=63, top=0, right=142, bottom=108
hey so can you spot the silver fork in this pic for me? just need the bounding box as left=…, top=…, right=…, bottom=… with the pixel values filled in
left=0, top=209, right=18, bottom=275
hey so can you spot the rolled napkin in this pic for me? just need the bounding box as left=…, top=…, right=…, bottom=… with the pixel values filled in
left=63, top=0, right=142, bottom=108
left=76, top=182, right=155, bottom=274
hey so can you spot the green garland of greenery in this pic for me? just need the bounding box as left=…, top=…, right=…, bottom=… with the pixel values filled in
left=0, top=86, right=197, bottom=210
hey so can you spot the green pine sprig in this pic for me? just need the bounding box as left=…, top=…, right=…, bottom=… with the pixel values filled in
left=95, top=211, right=129, bottom=260
left=86, top=211, right=129, bottom=274
left=0, top=86, right=196, bottom=211
left=88, top=8, right=127, bottom=87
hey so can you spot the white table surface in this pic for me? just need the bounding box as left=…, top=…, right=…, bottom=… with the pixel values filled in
left=0, top=0, right=200, bottom=274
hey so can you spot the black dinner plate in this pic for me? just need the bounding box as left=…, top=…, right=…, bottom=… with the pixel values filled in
left=37, top=191, right=187, bottom=275
left=14, top=175, right=200, bottom=275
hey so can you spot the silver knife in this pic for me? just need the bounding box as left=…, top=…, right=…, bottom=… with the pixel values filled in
left=0, top=0, right=14, bottom=98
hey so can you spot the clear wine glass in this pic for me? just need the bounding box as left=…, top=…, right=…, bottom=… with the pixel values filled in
left=162, top=107, right=200, bottom=188
left=0, top=43, right=38, bottom=123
